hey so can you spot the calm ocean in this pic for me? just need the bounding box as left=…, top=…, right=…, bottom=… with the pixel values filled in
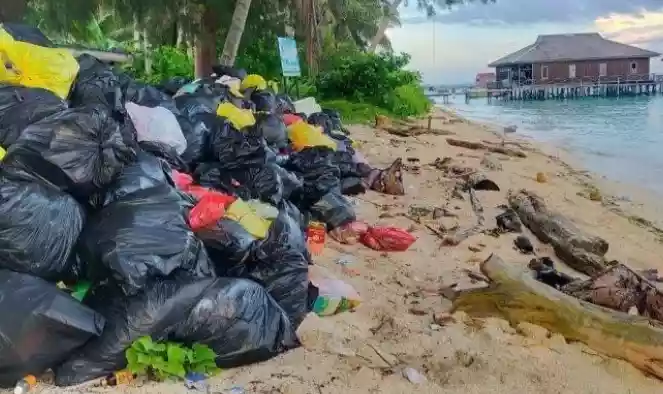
left=437, top=95, right=663, bottom=195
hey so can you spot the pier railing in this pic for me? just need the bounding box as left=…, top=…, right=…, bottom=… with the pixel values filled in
left=489, top=73, right=660, bottom=89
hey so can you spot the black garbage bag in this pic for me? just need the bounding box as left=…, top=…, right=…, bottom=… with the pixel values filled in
left=285, top=147, right=341, bottom=202
left=1, top=23, right=53, bottom=46
left=340, top=177, right=366, bottom=196
left=275, top=93, right=296, bottom=114
left=0, top=85, right=68, bottom=148
left=69, top=54, right=123, bottom=108
left=174, top=89, right=226, bottom=118
left=210, top=123, right=275, bottom=170
left=2, top=104, right=138, bottom=199
left=309, top=190, right=356, bottom=230
left=139, top=140, right=188, bottom=172
left=322, top=108, right=348, bottom=134
left=81, top=154, right=214, bottom=296
left=197, top=218, right=259, bottom=267
left=212, top=65, right=247, bottom=80
left=123, top=80, right=180, bottom=116
left=334, top=150, right=361, bottom=178
left=273, top=164, right=303, bottom=200
left=0, top=169, right=85, bottom=282
left=251, top=90, right=276, bottom=113
left=174, top=277, right=300, bottom=368
left=54, top=276, right=215, bottom=386
left=160, top=76, right=191, bottom=96
left=253, top=113, right=288, bottom=149
left=178, top=113, right=218, bottom=166
left=222, top=212, right=311, bottom=328
left=0, top=270, right=104, bottom=388
left=193, top=163, right=242, bottom=196
left=307, top=112, right=334, bottom=135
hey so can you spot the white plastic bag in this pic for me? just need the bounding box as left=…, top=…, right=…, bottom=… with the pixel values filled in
left=125, top=102, right=187, bottom=154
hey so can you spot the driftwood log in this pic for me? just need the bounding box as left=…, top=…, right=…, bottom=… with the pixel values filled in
left=508, top=189, right=607, bottom=276
left=453, top=254, right=663, bottom=380
left=384, top=126, right=455, bottom=138
left=446, top=138, right=526, bottom=158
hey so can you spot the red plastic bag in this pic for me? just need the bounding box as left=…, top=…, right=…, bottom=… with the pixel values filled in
left=172, top=170, right=193, bottom=189
left=360, top=226, right=416, bottom=252
left=283, top=113, right=303, bottom=126
left=188, top=191, right=236, bottom=231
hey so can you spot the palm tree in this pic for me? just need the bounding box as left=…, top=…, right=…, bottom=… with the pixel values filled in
left=219, top=0, right=254, bottom=67
left=368, top=0, right=495, bottom=53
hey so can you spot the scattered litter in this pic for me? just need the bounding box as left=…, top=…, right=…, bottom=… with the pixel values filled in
left=514, top=235, right=535, bottom=254
left=335, top=255, right=355, bottom=266
left=496, top=209, right=522, bottom=233
left=402, top=367, right=427, bottom=384
left=184, top=372, right=208, bottom=391
left=536, top=172, right=547, bottom=183
left=228, top=386, right=245, bottom=394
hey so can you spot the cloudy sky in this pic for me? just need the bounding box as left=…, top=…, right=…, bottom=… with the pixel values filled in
left=386, top=0, right=663, bottom=84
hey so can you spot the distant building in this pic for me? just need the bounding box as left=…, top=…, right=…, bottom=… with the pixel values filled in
left=475, top=72, right=495, bottom=88
left=488, top=33, right=660, bottom=86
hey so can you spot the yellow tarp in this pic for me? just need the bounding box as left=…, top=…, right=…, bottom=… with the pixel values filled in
left=241, top=74, right=267, bottom=91
left=225, top=199, right=272, bottom=239
left=288, top=121, right=337, bottom=152
left=0, top=145, right=5, bottom=161
left=216, top=102, right=256, bottom=130
left=0, top=27, right=79, bottom=99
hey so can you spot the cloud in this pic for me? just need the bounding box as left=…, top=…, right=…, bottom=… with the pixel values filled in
left=400, top=0, right=663, bottom=26
left=595, top=11, right=663, bottom=45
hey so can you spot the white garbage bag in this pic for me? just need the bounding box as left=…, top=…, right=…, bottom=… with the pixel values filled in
left=125, top=102, right=187, bottom=155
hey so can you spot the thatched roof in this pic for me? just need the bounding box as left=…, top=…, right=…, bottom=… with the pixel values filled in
left=489, top=33, right=660, bottom=67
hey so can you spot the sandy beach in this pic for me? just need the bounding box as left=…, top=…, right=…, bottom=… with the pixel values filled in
left=47, top=110, right=663, bottom=394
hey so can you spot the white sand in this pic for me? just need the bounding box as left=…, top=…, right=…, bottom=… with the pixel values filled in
left=40, top=111, right=663, bottom=393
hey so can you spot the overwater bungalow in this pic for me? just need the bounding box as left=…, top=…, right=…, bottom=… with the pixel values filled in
left=483, top=33, right=663, bottom=100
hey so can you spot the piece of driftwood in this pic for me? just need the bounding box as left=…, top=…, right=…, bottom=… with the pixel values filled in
left=508, top=189, right=607, bottom=276
left=442, top=188, right=485, bottom=246
left=384, top=126, right=454, bottom=138
left=446, top=138, right=527, bottom=158
left=453, top=254, right=663, bottom=380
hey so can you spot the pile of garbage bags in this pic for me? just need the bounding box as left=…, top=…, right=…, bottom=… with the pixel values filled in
left=0, top=23, right=371, bottom=387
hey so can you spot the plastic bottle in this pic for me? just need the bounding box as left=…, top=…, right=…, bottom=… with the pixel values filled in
left=100, top=370, right=136, bottom=387
left=13, top=375, right=36, bottom=394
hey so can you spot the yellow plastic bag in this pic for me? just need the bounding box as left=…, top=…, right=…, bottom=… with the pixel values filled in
left=288, top=122, right=337, bottom=152
left=241, top=74, right=267, bottom=91
left=0, top=27, right=79, bottom=99
left=216, top=102, right=256, bottom=129
left=225, top=199, right=272, bottom=239
left=0, top=145, right=5, bottom=161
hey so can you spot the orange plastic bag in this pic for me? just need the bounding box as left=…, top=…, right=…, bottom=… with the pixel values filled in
left=360, top=226, right=416, bottom=252
left=283, top=114, right=303, bottom=126
left=188, top=191, right=236, bottom=231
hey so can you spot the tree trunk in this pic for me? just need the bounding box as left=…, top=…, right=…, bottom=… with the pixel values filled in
left=194, top=6, right=218, bottom=78
left=219, top=0, right=253, bottom=67
left=0, top=0, right=27, bottom=23
left=508, top=189, right=608, bottom=276
left=368, top=0, right=403, bottom=53
left=453, top=254, right=663, bottom=380
left=142, top=27, right=152, bottom=76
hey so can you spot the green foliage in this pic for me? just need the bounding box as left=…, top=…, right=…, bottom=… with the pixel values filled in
left=127, top=46, right=194, bottom=85
left=319, top=99, right=391, bottom=125
left=125, top=337, right=220, bottom=381
left=314, top=49, right=430, bottom=118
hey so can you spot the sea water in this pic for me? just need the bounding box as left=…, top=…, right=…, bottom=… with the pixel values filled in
left=437, top=95, right=663, bottom=195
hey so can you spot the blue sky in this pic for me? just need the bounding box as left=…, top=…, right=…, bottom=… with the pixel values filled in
left=386, top=0, right=663, bottom=84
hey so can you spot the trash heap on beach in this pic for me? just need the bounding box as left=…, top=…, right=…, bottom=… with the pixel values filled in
left=0, top=23, right=419, bottom=388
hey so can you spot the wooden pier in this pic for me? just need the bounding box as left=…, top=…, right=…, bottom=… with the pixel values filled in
left=467, top=74, right=663, bottom=102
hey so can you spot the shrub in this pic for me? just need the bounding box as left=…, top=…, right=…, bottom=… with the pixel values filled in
left=313, top=50, right=430, bottom=118
left=126, top=46, right=194, bottom=85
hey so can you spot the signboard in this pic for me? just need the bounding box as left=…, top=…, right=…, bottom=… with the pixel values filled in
left=277, top=37, right=301, bottom=77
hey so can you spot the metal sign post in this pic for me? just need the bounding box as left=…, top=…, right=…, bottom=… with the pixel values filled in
left=277, top=37, right=302, bottom=98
